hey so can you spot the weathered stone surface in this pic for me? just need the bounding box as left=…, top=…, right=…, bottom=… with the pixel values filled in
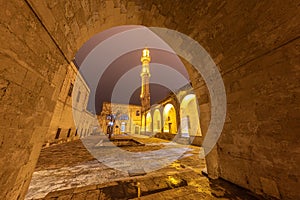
left=44, top=62, right=98, bottom=146
left=25, top=136, right=262, bottom=200
left=0, top=1, right=69, bottom=199
left=1, top=0, right=299, bottom=199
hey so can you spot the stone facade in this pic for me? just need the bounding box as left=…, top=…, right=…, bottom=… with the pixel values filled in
left=44, top=62, right=98, bottom=146
left=0, top=1, right=299, bottom=199
left=98, top=102, right=142, bottom=135
left=144, top=84, right=203, bottom=146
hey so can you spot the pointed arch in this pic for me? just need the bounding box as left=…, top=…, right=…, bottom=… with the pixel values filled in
left=180, top=94, right=201, bottom=137
left=153, top=109, right=162, bottom=132
left=163, top=104, right=177, bottom=133
left=146, top=112, right=152, bottom=132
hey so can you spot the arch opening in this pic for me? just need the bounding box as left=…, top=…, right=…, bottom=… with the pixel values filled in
left=180, top=94, right=201, bottom=137
left=153, top=109, right=162, bottom=133
left=163, top=103, right=177, bottom=134
left=146, top=112, right=152, bottom=132
left=3, top=1, right=297, bottom=199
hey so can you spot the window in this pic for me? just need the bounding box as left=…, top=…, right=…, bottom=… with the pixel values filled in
left=55, top=128, right=61, bottom=139
left=136, top=110, right=140, bottom=116
left=187, top=115, right=191, bottom=129
left=67, top=128, right=71, bottom=138
left=68, top=83, right=73, bottom=97
left=76, top=91, right=81, bottom=102
left=119, top=114, right=129, bottom=120
left=80, top=128, right=83, bottom=137
left=75, top=129, right=78, bottom=136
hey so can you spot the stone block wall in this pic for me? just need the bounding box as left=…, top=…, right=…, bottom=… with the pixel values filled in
left=1, top=0, right=299, bottom=199
left=99, top=102, right=142, bottom=134
left=44, top=62, right=94, bottom=146
left=144, top=1, right=300, bottom=199
left=0, top=1, right=69, bottom=199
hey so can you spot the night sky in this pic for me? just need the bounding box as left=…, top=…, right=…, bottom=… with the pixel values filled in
left=74, top=25, right=190, bottom=114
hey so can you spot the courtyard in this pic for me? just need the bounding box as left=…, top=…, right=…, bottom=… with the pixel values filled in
left=26, top=135, right=265, bottom=200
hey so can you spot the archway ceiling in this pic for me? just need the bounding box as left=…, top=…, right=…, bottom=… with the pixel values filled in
left=26, top=0, right=300, bottom=75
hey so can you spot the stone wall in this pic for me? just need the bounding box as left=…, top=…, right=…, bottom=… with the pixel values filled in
left=218, top=39, right=300, bottom=199
left=99, top=102, right=142, bottom=134
left=44, top=62, right=96, bottom=146
left=1, top=0, right=299, bottom=199
left=144, top=1, right=300, bottom=199
left=0, top=1, right=69, bottom=199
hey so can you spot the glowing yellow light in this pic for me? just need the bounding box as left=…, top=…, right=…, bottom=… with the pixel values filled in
left=143, top=48, right=149, bottom=57
left=141, top=47, right=151, bottom=63
left=167, top=176, right=180, bottom=185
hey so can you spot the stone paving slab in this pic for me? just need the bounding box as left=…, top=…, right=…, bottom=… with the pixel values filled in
left=128, top=168, right=147, bottom=176
left=26, top=134, right=265, bottom=200
left=37, top=169, right=264, bottom=200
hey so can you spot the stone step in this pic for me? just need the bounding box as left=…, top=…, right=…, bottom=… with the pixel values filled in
left=39, top=173, right=189, bottom=200
left=173, top=137, right=191, bottom=145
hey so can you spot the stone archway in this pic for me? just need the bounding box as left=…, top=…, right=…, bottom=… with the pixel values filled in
left=180, top=94, right=201, bottom=137
left=163, top=103, right=177, bottom=134
left=146, top=111, right=152, bottom=132
left=153, top=109, right=162, bottom=133
left=1, top=1, right=299, bottom=199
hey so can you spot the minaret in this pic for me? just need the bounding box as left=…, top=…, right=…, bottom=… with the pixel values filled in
left=140, top=48, right=151, bottom=120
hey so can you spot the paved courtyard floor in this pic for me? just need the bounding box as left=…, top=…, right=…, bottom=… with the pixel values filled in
left=25, top=134, right=266, bottom=200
